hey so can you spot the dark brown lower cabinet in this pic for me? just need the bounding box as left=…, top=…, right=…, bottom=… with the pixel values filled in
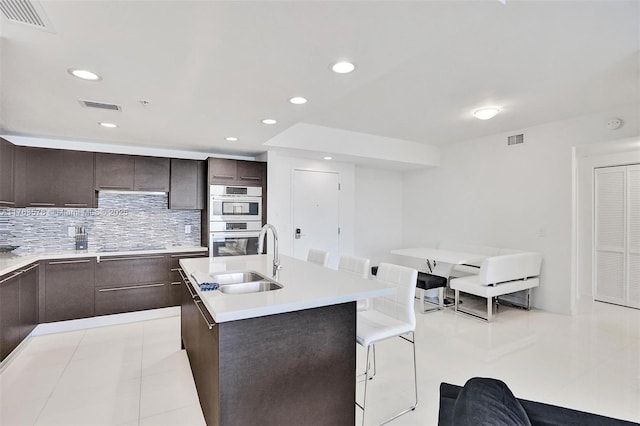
left=169, top=252, right=208, bottom=306
left=181, top=286, right=356, bottom=426
left=96, top=254, right=168, bottom=287
left=19, top=263, right=39, bottom=340
left=95, top=254, right=169, bottom=315
left=0, top=271, right=21, bottom=361
left=95, top=282, right=169, bottom=316
left=44, top=258, right=95, bottom=323
left=1, top=262, right=39, bottom=361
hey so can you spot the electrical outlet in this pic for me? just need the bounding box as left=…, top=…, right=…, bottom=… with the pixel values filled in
left=67, top=226, right=75, bottom=237
left=185, top=225, right=192, bottom=234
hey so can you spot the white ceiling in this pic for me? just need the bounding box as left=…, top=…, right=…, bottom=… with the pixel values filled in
left=1, top=0, right=638, bottom=161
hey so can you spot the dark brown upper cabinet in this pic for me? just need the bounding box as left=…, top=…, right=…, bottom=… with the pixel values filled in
left=134, top=156, right=170, bottom=191
left=169, top=159, right=206, bottom=210
left=95, top=153, right=169, bottom=192
left=94, top=153, right=134, bottom=190
left=208, top=158, right=265, bottom=187
left=0, top=138, right=15, bottom=207
left=17, top=147, right=96, bottom=208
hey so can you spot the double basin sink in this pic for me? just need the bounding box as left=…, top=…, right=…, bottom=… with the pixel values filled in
left=208, top=271, right=282, bottom=295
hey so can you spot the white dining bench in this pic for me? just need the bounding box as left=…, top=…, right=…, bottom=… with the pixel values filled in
left=449, top=252, right=542, bottom=322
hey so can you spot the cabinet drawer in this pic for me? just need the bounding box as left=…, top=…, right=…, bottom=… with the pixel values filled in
left=168, top=252, right=207, bottom=306
left=168, top=252, right=208, bottom=282
left=95, top=282, right=170, bottom=316
left=96, top=255, right=167, bottom=286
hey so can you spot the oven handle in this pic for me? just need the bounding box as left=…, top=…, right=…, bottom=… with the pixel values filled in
left=211, top=231, right=261, bottom=238
left=211, top=196, right=262, bottom=202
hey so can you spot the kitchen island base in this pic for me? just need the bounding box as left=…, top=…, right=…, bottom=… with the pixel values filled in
left=181, top=292, right=356, bottom=426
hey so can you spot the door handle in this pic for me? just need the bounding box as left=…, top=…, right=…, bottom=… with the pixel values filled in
left=295, top=228, right=301, bottom=239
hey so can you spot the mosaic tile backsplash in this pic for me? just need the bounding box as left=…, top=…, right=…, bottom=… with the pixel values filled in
left=0, top=193, right=201, bottom=253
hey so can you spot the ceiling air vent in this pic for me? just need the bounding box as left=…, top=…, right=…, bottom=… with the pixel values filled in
left=79, top=100, right=122, bottom=112
left=0, top=0, right=54, bottom=32
left=507, top=133, right=524, bottom=146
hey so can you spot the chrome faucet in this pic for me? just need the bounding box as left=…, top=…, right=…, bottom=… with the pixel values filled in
left=258, top=223, right=281, bottom=277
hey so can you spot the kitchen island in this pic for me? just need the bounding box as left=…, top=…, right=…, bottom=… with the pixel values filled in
left=179, top=254, right=393, bottom=426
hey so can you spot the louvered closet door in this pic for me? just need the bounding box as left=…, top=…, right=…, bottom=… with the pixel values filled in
left=594, top=165, right=640, bottom=308
left=627, top=165, right=640, bottom=308
left=595, top=167, right=626, bottom=305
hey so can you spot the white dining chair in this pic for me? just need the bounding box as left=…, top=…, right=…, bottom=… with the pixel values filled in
left=338, top=254, right=371, bottom=311
left=356, top=262, right=418, bottom=425
left=307, top=248, right=329, bottom=267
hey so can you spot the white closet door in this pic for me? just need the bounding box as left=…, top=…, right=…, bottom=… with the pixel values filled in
left=627, top=166, right=640, bottom=308
left=594, top=167, right=626, bottom=304
left=594, top=164, right=640, bottom=309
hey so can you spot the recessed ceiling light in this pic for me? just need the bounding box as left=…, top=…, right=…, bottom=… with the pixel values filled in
left=225, top=136, right=238, bottom=142
left=289, top=97, right=308, bottom=105
left=68, top=69, right=101, bottom=81
left=323, top=156, right=333, bottom=161
left=98, top=122, right=117, bottom=128
left=473, top=107, right=501, bottom=120
left=261, top=119, right=277, bottom=125
left=331, top=61, right=355, bottom=74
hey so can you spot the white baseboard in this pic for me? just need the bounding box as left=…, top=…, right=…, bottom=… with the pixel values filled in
left=31, top=307, right=181, bottom=336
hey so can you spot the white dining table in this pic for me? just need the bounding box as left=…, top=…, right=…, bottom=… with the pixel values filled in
left=391, top=247, right=488, bottom=307
left=391, top=247, right=487, bottom=277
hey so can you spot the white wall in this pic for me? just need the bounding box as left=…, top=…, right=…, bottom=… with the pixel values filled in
left=266, top=151, right=355, bottom=268
left=402, top=104, right=639, bottom=314
left=354, top=166, right=404, bottom=267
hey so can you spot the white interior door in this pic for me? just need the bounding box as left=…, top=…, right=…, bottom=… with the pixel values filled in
left=594, top=164, right=640, bottom=308
left=292, top=169, right=340, bottom=267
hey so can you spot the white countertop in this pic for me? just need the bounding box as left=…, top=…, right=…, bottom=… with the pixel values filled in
left=0, top=246, right=207, bottom=276
left=180, top=254, right=394, bottom=323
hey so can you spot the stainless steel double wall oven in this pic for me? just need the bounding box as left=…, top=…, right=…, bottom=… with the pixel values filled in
left=209, top=185, right=262, bottom=257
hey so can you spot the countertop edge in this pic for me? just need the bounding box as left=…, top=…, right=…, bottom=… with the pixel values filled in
left=180, top=255, right=395, bottom=323
left=0, top=246, right=208, bottom=276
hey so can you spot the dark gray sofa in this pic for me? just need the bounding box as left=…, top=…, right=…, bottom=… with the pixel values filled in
left=439, top=382, right=639, bottom=426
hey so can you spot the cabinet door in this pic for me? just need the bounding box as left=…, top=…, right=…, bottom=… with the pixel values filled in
left=180, top=279, right=220, bottom=426
left=134, top=156, right=170, bottom=192
left=19, top=263, right=39, bottom=339
left=22, top=147, right=57, bottom=207
left=180, top=278, right=199, bottom=353
left=21, top=148, right=95, bottom=207
left=55, top=150, right=96, bottom=208
left=0, top=138, right=15, bottom=207
left=0, top=272, right=21, bottom=360
left=209, top=158, right=237, bottom=185
left=44, top=258, right=95, bottom=322
left=192, top=298, right=220, bottom=426
left=95, top=153, right=135, bottom=190
left=170, top=159, right=205, bottom=209
left=236, top=160, right=265, bottom=187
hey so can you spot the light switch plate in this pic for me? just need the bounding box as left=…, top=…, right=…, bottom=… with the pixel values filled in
left=185, top=225, right=192, bottom=234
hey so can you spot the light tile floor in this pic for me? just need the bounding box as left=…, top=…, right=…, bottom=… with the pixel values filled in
left=1, top=299, right=639, bottom=425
